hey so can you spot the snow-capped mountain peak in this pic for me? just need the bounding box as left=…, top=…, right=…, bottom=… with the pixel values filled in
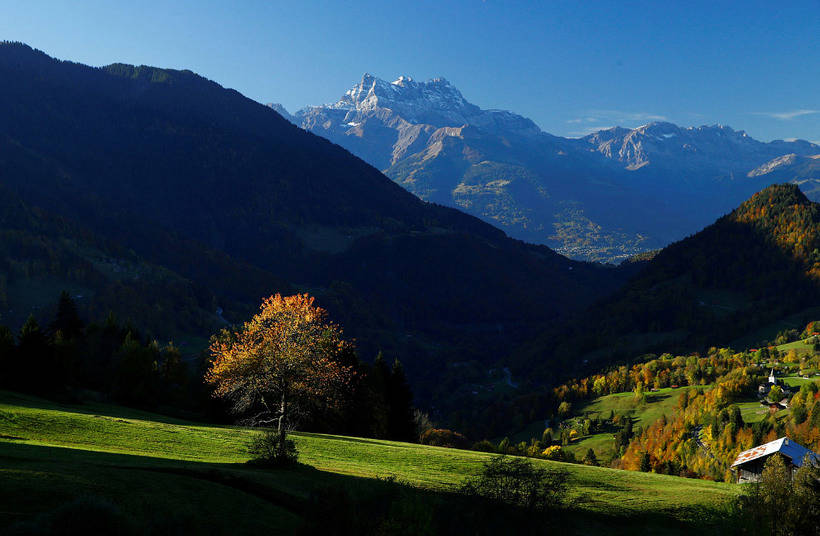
left=313, top=73, right=480, bottom=126
left=392, top=75, right=413, bottom=86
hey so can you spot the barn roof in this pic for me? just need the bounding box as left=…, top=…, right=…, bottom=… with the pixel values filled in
left=731, top=437, right=818, bottom=468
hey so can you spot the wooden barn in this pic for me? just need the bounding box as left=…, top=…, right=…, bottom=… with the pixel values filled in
left=731, top=437, right=818, bottom=483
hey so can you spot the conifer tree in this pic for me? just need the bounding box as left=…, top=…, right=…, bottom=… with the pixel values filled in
left=583, top=448, right=599, bottom=466
left=368, top=351, right=391, bottom=438
left=387, top=359, right=416, bottom=442
left=17, top=315, right=52, bottom=393
left=51, top=291, right=83, bottom=340
left=0, top=325, right=15, bottom=389
left=639, top=452, right=651, bottom=472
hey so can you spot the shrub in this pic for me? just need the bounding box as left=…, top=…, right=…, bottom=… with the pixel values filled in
left=542, top=445, right=563, bottom=460
left=419, top=428, right=470, bottom=449
left=248, top=429, right=298, bottom=467
left=460, top=456, right=569, bottom=511
left=472, top=439, right=497, bottom=453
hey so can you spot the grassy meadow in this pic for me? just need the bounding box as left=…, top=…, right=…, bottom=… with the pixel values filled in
left=0, top=390, right=740, bottom=535
left=508, top=386, right=710, bottom=461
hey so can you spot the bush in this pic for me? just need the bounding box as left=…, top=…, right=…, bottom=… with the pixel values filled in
left=541, top=445, right=563, bottom=460
left=472, top=439, right=497, bottom=452
left=248, top=429, right=298, bottom=467
left=419, top=428, right=470, bottom=449
left=460, top=456, right=569, bottom=512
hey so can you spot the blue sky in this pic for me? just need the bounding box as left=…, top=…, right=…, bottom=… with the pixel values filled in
left=1, top=0, right=818, bottom=142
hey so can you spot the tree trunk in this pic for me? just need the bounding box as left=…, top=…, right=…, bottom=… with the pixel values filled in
left=277, top=391, right=287, bottom=451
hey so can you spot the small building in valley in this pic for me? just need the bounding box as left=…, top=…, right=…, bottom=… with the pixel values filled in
left=731, top=437, right=818, bottom=483
left=768, top=368, right=778, bottom=385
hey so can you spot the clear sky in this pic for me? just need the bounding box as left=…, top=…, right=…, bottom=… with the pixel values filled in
left=1, top=0, right=818, bottom=142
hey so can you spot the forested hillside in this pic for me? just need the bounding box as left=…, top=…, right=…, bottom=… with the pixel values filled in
left=0, top=43, right=624, bottom=419
left=521, top=184, right=820, bottom=382
left=0, top=183, right=224, bottom=336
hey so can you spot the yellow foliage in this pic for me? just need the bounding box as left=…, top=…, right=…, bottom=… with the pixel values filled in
left=206, top=294, right=353, bottom=425
left=542, top=445, right=562, bottom=459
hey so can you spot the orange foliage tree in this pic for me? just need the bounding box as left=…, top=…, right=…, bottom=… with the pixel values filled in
left=206, top=294, right=354, bottom=450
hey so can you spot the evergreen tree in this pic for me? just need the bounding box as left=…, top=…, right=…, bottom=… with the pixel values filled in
left=0, top=325, right=15, bottom=389
left=367, top=351, right=391, bottom=438
left=111, top=332, right=160, bottom=406
left=17, top=315, right=52, bottom=393
left=82, top=312, right=126, bottom=390
left=583, top=448, right=599, bottom=466
left=51, top=291, right=84, bottom=340
left=639, top=452, right=651, bottom=472
left=387, top=359, right=416, bottom=442
left=50, top=292, right=84, bottom=390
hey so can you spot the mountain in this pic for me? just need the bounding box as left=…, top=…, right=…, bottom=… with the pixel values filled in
left=0, top=182, right=231, bottom=338
left=519, top=183, right=820, bottom=381
left=582, top=122, right=818, bottom=176
left=291, top=75, right=820, bottom=262
left=265, top=102, right=294, bottom=123
left=0, top=43, right=624, bottom=419
left=747, top=154, right=820, bottom=199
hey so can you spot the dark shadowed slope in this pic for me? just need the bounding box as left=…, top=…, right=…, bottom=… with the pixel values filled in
left=0, top=43, right=626, bottom=413
left=519, top=184, right=820, bottom=382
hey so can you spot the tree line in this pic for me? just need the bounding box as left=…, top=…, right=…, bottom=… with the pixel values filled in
left=0, top=291, right=418, bottom=449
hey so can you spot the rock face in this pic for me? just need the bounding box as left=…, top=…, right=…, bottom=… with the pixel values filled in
left=291, top=74, right=820, bottom=262
left=582, top=122, right=818, bottom=180
left=265, top=102, right=293, bottom=123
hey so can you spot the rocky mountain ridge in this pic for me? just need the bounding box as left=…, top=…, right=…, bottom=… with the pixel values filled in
left=276, top=74, right=819, bottom=262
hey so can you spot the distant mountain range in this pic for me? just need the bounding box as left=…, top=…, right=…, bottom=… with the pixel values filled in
left=273, top=75, right=820, bottom=262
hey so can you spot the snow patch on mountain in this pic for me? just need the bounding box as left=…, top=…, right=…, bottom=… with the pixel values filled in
left=748, top=154, right=799, bottom=177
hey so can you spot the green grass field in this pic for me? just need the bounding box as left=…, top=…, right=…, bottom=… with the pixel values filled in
left=775, top=339, right=815, bottom=357
left=735, top=400, right=788, bottom=423
left=571, top=387, right=703, bottom=460
left=510, top=386, right=708, bottom=461
left=0, top=391, right=740, bottom=535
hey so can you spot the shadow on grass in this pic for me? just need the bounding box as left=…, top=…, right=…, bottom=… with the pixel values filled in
left=295, top=431, right=426, bottom=449
left=0, top=440, right=739, bottom=535
left=0, top=390, right=212, bottom=429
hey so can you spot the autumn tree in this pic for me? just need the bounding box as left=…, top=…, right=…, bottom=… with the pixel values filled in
left=206, top=294, right=354, bottom=462
left=736, top=454, right=820, bottom=536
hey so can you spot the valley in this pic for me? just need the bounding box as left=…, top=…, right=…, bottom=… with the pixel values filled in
left=0, top=4, right=819, bottom=531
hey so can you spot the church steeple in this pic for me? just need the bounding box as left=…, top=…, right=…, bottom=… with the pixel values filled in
left=769, top=368, right=777, bottom=385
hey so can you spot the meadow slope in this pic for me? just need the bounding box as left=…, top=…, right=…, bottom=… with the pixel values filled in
left=0, top=391, right=739, bottom=534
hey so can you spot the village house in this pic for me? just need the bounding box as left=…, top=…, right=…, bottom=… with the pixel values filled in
left=731, top=437, right=819, bottom=483
left=757, top=368, right=791, bottom=405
